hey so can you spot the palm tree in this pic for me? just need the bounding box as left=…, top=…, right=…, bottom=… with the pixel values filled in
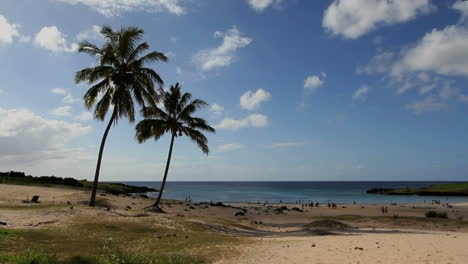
left=75, top=25, right=168, bottom=206
left=135, top=83, right=215, bottom=209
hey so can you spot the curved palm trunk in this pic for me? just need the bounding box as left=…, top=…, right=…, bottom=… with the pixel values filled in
left=89, top=110, right=117, bottom=206
left=153, top=133, right=176, bottom=208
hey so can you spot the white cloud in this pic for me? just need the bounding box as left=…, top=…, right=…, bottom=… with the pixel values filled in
left=210, top=104, right=224, bottom=115
left=176, top=66, right=183, bottom=74
left=0, top=107, right=90, bottom=162
left=49, top=105, right=72, bottom=116
left=356, top=51, right=395, bottom=75
left=76, top=25, right=102, bottom=41
left=352, top=85, right=370, bottom=101
left=53, top=0, right=186, bottom=16
left=0, top=15, right=20, bottom=44
left=453, top=0, right=468, bottom=21
left=34, top=26, right=78, bottom=53
left=406, top=97, right=448, bottom=115
left=323, top=0, right=435, bottom=39
left=51, top=88, right=78, bottom=104
left=358, top=21, right=468, bottom=114
left=75, top=111, right=93, bottom=121
left=240, top=89, right=271, bottom=110
left=215, top=114, right=268, bottom=130
left=193, top=26, right=252, bottom=71
left=217, top=143, right=243, bottom=152
left=270, top=142, right=305, bottom=148
left=247, top=0, right=283, bottom=12
left=393, top=25, right=468, bottom=77
left=51, top=88, right=66, bottom=95
left=63, top=94, right=79, bottom=104
left=304, top=74, right=325, bottom=92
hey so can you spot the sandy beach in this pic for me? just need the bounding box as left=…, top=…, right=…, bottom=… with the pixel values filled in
left=1, top=184, right=468, bottom=263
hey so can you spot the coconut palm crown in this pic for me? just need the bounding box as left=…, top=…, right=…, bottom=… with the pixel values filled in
left=75, top=25, right=168, bottom=206
left=136, top=83, right=215, bottom=208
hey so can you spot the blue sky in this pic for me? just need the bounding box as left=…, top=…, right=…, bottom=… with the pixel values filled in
left=1, top=0, right=468, bottom=181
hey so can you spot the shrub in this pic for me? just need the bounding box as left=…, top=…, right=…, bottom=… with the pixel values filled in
left=425, top=211, right=448, bottom=218
left=10, top=249, right=59, bottom=264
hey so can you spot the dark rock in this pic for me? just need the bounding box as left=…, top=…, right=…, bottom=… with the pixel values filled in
left=0, top=221, right=6, bottom=226
left=235, top=211, right=245, bottom=216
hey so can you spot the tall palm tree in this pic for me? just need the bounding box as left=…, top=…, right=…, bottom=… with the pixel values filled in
left=135, top=83, right=215, bottom=209
left=75, top=25, right=168, bottom=206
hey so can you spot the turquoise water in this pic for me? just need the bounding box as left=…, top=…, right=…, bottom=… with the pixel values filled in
left=123, top=181, right=468, bottom=204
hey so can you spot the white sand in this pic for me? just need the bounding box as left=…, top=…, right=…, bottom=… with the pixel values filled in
left=217, top=232, right=468, bottom=264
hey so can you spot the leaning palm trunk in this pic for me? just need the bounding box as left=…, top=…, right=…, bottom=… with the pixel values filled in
left=153, top=133, right=176, bottom=208
left=89, top=110, right=117, bottom=206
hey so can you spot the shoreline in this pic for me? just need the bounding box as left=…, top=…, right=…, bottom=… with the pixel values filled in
left=2, top=184, right=468, bottom=263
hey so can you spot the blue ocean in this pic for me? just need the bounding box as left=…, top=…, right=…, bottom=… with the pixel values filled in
left=122, top=181, right=468, bottom=204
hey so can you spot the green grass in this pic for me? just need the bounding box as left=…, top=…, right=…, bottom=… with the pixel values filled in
left=0, top=179, right=156, bottom=195
left=314, top=214, right=468, bottom=229
left=0, top=216, right=241, bottom=263
left=425, top=211, right=448, bottom=218
left=0, top=247, right=204, bottom=264
left=384, top=183, right=468, bottom=196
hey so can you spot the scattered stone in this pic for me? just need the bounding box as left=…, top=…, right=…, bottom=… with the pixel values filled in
left=185, top=235, right=189, bottom=238
left=126, top=205, right=132, bottom=210
left=311, top=244, right=316, bottom=247
left=67, top=201, right=72, bottom=205
left=100, top=193, right=107, bottom=197
left=354, top=247, right=363, bottom=250
left=291, top=207, right=303, bottom=212
left=189, top=206, right=195, bottom=209
left=31, top=195, right=40, bottom=203
left=235, top=211, right=245, bottom=216
left=69, top=206, right=74, bottom=209
left=0, top=221, right=7, bottom=226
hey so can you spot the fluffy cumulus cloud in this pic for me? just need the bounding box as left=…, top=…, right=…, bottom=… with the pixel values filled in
left=49, top=105, right=72, bottom=116
left=75, top=111, right=93, bottom=121
left=0, top=15, right=20, bottom=44
left=352, top=85, right=370, bottom=101
left=52, top=0, right=186, bottom=16
left=0, top=107, right=91, bottom=163
left=217, top=143, right=243, bottom=152
left=240, top=89, right=271, bottom=110
left=51, top=88, right=79, bottom=104
left=393, top=25, right=468, bottom=77
left=76, top=25, right=102, bottom=41
left=210, top=104, right=224, bottom=115
left=51, top=88, right=66, bottom=95
left=193, top=26, right=252, bottom=71
left=215, top=114, right=268, bottom=130
left=453, top=0, right=468, bottom=21
left=304, top=73, right=325, bottom=92
left=34, top=26, right=78, bottom=53
left=323, top=0, right=435, bottom=39
left=247, top=0, right=283, bottom=12
left=357, top=5, right=468, bottom=115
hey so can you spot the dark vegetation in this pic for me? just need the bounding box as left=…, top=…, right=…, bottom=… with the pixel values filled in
left=0, top=171, right=156, bottom=195
left=425, top=211, right=449, bottom=218
left=367, top=183, right=468, bottom=196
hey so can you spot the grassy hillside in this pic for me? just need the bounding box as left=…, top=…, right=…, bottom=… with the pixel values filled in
left=367, top=183, right=468, bottom=196
left=0, top=171, right=157, bottom=195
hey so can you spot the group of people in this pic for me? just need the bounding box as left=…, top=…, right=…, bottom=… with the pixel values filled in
left=184, top=196, right=193, bottom=203
left=380, top=206, right=389, bottom=214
